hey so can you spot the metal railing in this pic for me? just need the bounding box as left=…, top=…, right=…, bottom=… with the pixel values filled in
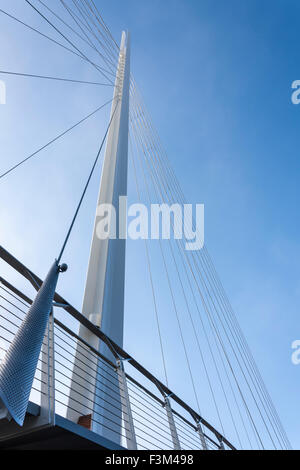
left=0, top=246, right=235, bottom=450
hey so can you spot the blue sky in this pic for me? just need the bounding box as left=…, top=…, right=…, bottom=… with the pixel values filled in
left=0, top=0, right=299, bottom=449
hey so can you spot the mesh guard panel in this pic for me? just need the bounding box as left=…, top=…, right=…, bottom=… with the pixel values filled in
left=0, top=261, right=59, bottom=426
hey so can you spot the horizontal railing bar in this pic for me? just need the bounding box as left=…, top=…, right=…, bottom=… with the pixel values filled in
left=173, top=414, right=202, bottom=438
left=134, top=425, right=172, bottom=447
left=131, top=415, right=174, bottom=446
left=173, top=427, right=202, bottom=449
left=134, top=432, right=165, bottom=450
left=126, top=372, right=164, bottom=407
left=133, top=423, right=174, bottom=448
left=0, top=294, right=27, bottom=314
left=54, top=334, right=121, bottom=392
left=0, top=321, right=19, bottom=338
left=129, top=400, right=171, bottom=432
left=128, top=387, right=167, bottom=419
left=175, top=423, right=204, bottom=446
left=0, top=307, right=23, bottom=325
left=172, top=417, right=202, bottom=440
left=0, top=330, right=46, bottom=364
left=53, top=354, right=125, bottom=401
left=31, top=386, right=45, bottom=396
left=54, top=318, right=116, bottom=369
left=0, top=276, right=33, bottom=305
left=130, top=403, right=172, bottom=431
left=0, top=307, right=23, bottom=326
left=129, top=393, right=169, bottom=424
left=136, top=441, right=149, bottom=450
left=0, top=284, right=30, bottom=307
left=127, top=380, right=166, bottom=413
left=0, top=343, right=49, bottom=371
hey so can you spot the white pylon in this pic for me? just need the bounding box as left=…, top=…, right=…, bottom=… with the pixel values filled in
left=67, top=32, right=131, bottom=444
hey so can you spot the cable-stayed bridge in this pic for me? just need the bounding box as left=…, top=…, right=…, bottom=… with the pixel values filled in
left=0, top=0, right=291, bottom=451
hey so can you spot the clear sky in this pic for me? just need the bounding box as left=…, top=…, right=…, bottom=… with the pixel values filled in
left=0, top=0, right=299, bottom=449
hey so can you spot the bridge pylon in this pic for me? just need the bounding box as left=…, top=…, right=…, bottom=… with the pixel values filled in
left=67, top=31, right=131, bottom=444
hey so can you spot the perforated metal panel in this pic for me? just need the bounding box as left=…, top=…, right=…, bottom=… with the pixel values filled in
left=0, top=261, right=59, bottom=426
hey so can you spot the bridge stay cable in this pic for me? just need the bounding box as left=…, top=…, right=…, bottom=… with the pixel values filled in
left=131, top=122, right=264, bottom=450
left=136, top=94, right=288, bottom=448
left=80, top=0, right=120, bottom=57
left=130, top=114, right=204, bottom=417
left=150, top=121, right=290, bottom=450
left=37, top=0, right=117, bottom=73
left=129, top=93, right=277, bottom=449
left=0, top=70, right=114, bottom=86
left=57, top=99, right=119, bottom=263
left=0, top=7, right=111, bottom=84
left=202, top=249, right=292, bottom=449
left=129, top=135, right=169, bottom=388
left=129, top=86, right=288, bottom=450
left=129, top=105, right=241, bottom=441
left=58, top=0, right=118, bottom=72
left=129, top=87, right=272, bottom=448
left=139, top=94, right=290, bottom=446
left=129, top=103, right=247, bottom=448
left=69, top=0, right=119, bottom=65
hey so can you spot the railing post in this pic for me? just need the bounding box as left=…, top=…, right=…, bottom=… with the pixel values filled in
left=116, top=359, right=137, bottom=450
left=164, top=395, right=181, bottom=450
left=40, top=309, right=55, bottom=425
left=196, top=419, right=208, bottom=450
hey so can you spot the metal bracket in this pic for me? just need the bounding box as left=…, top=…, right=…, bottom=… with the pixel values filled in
left=52, top=302, right=69, bottom=309
left=25, top=269, right=41, bottom=291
